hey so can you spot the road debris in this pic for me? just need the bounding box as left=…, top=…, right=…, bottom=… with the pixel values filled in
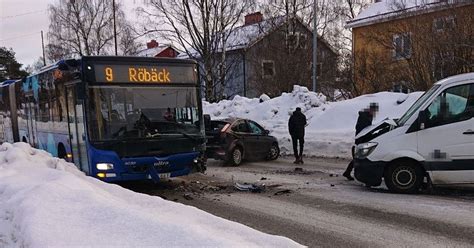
left=234, top=182, right=265, bottom=193
left=183, top=193, right=194, bottom=200
left=274, top=189, right=292, bottom=195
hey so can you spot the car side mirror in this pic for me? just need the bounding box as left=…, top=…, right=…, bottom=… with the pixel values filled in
left=264, top=129, right=270, bottom=135
left=418, top=110, right=428, bottom=130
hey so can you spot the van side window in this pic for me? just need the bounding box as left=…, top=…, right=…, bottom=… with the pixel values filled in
left=426, top=83, right=473, bottom=128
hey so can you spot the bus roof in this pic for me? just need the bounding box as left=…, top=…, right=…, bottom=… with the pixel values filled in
left=32, top=56, right=197, bottom=76
left=0, top=79, right=19, bottom=87
left=81, top=56, right=198, bottom=65
left=36, top=59, right=80, bottom=74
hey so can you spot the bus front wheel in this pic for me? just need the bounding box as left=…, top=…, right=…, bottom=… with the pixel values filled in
left=384, top=160, right=423, bottom=194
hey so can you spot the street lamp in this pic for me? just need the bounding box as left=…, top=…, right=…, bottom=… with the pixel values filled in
left=312, top=0, right=317, bottom=92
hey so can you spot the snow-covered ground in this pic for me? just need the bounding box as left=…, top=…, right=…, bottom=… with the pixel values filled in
left=204, top=86, right=423, bottom=158
left=0, top=143, right=301, bottom=247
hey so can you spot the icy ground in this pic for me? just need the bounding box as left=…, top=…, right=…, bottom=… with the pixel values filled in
left=0, top=143, right=301, bottom=247
left=204, top=86, right=423, bottom=158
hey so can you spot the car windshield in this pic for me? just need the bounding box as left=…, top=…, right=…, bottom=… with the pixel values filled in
left=87, top=86, right=201, bottom=141
left=397, top=84, right=441, bottom=126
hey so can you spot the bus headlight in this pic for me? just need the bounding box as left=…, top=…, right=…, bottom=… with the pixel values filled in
left=356, top=142, right=378, bottom=159
left=96, top=163, right=114, bottom=170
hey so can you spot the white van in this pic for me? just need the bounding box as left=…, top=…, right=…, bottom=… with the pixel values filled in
left=354, top=73, right=474, bottom=193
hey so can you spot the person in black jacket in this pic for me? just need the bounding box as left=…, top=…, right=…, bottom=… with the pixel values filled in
left=343, top=103, right=379, bottom=180
left=288, top=107, right=307, bottom=164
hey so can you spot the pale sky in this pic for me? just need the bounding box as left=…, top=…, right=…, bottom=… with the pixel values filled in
left=0, top=0, right=147, bottom=68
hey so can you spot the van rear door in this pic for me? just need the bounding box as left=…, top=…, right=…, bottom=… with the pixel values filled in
left=417, top=82, right=474, bottom=184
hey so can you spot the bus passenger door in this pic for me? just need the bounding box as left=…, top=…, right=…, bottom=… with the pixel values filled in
left=25, top=96, right=38, bottom=147
left=66, top=85, right=89, bottom=173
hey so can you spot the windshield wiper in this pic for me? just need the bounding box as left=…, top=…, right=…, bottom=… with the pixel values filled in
left=175, top=130, right=201, bottom=142
left=145, top=129, right=201, bottom=142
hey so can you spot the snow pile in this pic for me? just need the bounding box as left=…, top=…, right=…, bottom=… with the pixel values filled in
left=204, top=86, right=423, bottom=158
left=0, top=143, right=301, bottom=247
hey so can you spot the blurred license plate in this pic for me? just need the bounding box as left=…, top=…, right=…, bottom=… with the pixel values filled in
left=147, top=173, right=171, bottom=179
left=159, top=173, right=171, bottom=179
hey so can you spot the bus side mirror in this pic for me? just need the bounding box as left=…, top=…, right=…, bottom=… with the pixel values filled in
left=418, top=110, right=428, bottom=130
left=204, top=114, right=211, bottom=130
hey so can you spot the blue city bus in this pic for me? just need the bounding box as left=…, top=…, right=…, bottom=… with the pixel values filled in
left=0, top=56, right=206, bottom=182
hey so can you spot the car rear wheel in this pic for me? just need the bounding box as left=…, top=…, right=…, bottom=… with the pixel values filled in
left=229, top=147, right=243, bottom=166
left=384, top=160, right=423, bottom=194
left=267, top=143, right=280, bottom=160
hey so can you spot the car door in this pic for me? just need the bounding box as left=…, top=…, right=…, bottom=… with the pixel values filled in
left=417, top=82, right=474, bottom=184
left=247, top=120, right=272, bottom=159
left=230, top=120, right=255, bottom=158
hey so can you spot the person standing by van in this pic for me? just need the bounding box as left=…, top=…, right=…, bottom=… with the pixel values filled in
left=288, top=107, right=307, bottom=164
left=343, top=103, right=379, bottom=180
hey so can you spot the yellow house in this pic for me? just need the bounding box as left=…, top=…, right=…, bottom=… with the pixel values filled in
left=346, top=0, right=474, bottom=95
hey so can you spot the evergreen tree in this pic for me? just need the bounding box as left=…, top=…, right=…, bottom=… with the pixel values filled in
left=0, top=47, right=28, bottom=81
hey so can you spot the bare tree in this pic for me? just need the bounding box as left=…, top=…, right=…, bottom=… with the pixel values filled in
left=260, top=0, right=341, bottom=39
left=137, top=0, right=252, bottom=101
left=24, top=57, right=46, bottom=74
left=47, top=0, right=138, bottom=60
left=259, top=0, right=371, bottom=99
left=332, top=0, right=371, bottom=97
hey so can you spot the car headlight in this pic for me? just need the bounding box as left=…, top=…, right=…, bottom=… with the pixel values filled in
left=355, top=142, right=378, bottom=159
left=96, top=163, right=114, bottom=170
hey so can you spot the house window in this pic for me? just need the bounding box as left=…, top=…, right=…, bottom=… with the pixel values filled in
left=286, top=33, right=299, bottom=50
left=286, top=32, right=307, bottom=49
left=262, top=60, right=275, bottom=78
left=433, top=16, right=455, bottom=32
left=299, top=33, right=308, bottom=49
left=392, top=33, right=411, bottom=60
left=392, top=81, right=411, bottom=93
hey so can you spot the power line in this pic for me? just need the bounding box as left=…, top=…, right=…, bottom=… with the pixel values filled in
left=0, top=31, right=41, bottom=42
left=0, top=9, right=47, bottom=20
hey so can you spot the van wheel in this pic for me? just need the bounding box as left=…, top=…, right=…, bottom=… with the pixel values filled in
left=229, top=147, right=243, bottom=166
left=384, top=160, right=423, bottom=194
left=266, top=143, right=280, bottom=160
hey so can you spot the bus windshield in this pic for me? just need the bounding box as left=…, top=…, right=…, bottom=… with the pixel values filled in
left=87, top=86, right=201, bottom=141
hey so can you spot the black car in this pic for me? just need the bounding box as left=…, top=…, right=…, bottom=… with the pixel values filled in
left=205, top=118, right=280, bottom=166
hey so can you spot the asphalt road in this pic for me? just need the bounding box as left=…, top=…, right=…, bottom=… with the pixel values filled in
left=126, top=157, right=474, bottom=248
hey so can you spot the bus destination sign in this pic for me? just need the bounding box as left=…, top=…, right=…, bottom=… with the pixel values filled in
left=93, top=64, right=196, bottom=84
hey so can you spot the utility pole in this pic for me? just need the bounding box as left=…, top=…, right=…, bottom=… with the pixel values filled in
left=112, top=0, right=118, bottom=55
left=41, top=30, right=46, bottom=66
left=312, top=0, right=317, bottom=92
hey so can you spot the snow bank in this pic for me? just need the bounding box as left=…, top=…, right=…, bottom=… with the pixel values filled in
left=0, top=143, right=302, bottom=247
left=204, top=86, right=423, bottom=158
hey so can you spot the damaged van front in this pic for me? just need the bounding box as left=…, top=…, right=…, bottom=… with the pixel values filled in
left=353, top=73, right=474, bottom=193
